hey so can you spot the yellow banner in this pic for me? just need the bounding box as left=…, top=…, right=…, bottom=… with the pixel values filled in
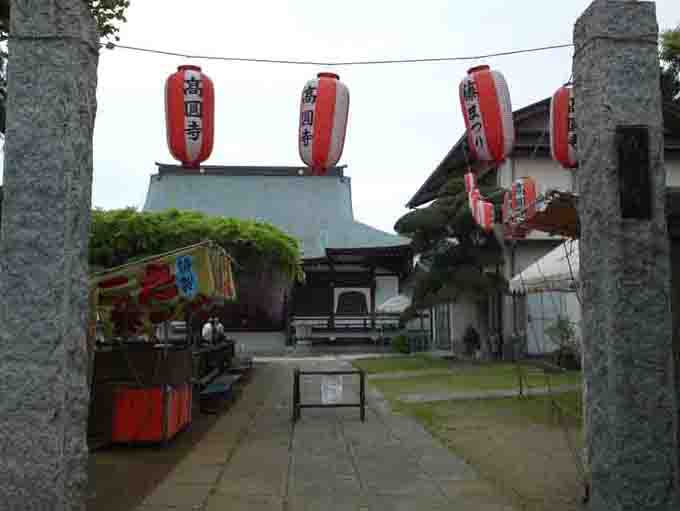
left=90, top=241, right=236, bottom=330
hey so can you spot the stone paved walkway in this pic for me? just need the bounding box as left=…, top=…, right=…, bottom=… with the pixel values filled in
left=136, top=359, right=516, bottom=511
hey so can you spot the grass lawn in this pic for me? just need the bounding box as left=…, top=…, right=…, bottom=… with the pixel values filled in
left=356, top=357, right=586, bottom=510
left=399, top=390, right=583, bottom=429
left=351, top=354, right=452, bottom=374
left=370, top=363, right=582, bottom=400
left=394, top=393, right=586, bottom=511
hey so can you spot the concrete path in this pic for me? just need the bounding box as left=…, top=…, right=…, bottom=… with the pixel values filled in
left=398, top=384, right=582, bottom=404
left=136, top=359, right=516, bottom=510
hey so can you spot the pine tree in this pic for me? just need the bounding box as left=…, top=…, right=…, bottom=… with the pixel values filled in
left=395, top=165, right=508, bottom=318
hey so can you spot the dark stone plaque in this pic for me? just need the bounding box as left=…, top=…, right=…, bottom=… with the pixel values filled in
left=616, top=125, right=651, bottom=220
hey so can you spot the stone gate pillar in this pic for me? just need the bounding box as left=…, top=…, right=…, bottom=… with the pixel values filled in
left=573, top=1, right=679, bottom=509
left=0, top=2, right=99, bottom=510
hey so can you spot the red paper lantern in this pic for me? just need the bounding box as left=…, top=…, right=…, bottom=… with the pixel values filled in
left=464, top=172, right=476, bottom=193
left=510, top=177, right=538, bottom=221
left=459, top=65, right=515, bottom=163
left=550, top=85, right=577, bottom=169
left=476, top=200, right=494, bottom=232
left=299, top=72, right=350, bottom=176
left=165, top=65, right=215, bottom=169
left=468, top=188, right=481, bottom=214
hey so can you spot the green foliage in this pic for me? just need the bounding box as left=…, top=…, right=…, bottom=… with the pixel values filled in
left=409, top=262, right=506, bottom=313
left=89, top=208, right=304, bottom=281
left=85, top=0, right=131, bottom=40
left=661, top=27, right=680, bottom=66
left=661, top=26, right=680, bottom=104
left=507, top=333, right=527, bottom=360
left=352, top=354, right=450, bottom=374
left=400, top=304, right=419, bottom=322
left=0, top=0, right=131, bottom=133
left=395, top=173, right=507, bottom=310
left=545, top=315, right=581, bottom=370
left=394, top=207, right=448, bottom=239
left=391, top=334, right=410, bottom=354
left=661, top=67, right=680, bottom=104
left=371, top=363, right=582, bottom=400
left=544, top=315, right=576, bottom=349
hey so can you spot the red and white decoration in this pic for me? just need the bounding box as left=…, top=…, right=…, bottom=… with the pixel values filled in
left=550, top=85, right=577, bottom=169
left=468, top=188, right=481, bottom=215
left=501, top=177, right=541, bottom=240
left=299, top=72, right=350, bottom=176
left=464, top=172, right=476, bottom=193
left=165, top=65, right=215, bottom=168
left=476, top=200, right=494, bottom=232
left=466, top=185, right=494, bottom=232
left=510, top=177, right=538, bottom=222
left=459, top=65, right=515, bottom=163
left=502, top=189, right=528, bottom=240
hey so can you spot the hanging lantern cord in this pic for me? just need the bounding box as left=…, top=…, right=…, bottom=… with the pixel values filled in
left=100, top=42, right=574, bottom=67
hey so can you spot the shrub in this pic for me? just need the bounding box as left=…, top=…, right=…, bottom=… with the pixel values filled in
left=89, top=208, right=304, bottom=281
left=392, top=335, right=410, bottom=354
left=545, top=315, right=581, bottom=370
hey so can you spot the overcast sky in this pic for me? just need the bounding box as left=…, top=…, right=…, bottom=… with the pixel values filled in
left=22, top=1, right=680, bottom=233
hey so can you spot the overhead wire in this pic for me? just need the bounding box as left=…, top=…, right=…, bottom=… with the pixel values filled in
left=107, top=35, right=582, bottom=357
left=101, top=41, right=574, bottom=66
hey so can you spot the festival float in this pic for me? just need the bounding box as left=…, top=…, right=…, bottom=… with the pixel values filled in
left=87, top=241, right=237, bottom=445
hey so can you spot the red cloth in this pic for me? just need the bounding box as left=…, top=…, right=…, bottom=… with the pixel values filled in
left=139, top=263, right=175, bottom=305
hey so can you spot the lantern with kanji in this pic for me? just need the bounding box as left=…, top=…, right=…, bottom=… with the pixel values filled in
left=550, top=85, right=577, bottom=169
left=476, top=200, right=495, bottom=232
left=299, top=72, right=350, bottom=176
left=165, top=65, right=215, bottom=168
left=510, top=177, right=538, bottom=222
left=459, top=65, right=515, bottom=163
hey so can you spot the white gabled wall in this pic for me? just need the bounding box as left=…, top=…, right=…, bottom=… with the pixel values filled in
left=375, top=275, right=399, bottom=310
left=666, top=159, right=680, bottom=186
left=498, top=157, right=574, bottom=192
left=449, top=299, right=485, bottom=354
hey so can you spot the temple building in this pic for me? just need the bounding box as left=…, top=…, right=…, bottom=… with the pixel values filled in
left=143, top=164, right=413, bottom=348
left=406, top=99, right=680, bottom=357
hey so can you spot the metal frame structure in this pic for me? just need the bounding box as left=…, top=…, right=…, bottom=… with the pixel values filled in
left=292, top=368, right=366, bottom=423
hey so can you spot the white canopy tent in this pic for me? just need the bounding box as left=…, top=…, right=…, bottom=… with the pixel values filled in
left=510, top=239, right=580, bottom=294
left=509, top=239, right=581, bottom=354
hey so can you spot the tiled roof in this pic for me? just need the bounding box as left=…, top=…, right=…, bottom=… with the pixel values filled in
left=143, top=164, right=410, bottom=260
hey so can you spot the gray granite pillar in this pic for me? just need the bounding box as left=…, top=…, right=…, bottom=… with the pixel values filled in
left=0, top=2, right=99, bottom=510
left=573, top=1, right=679, bottom=509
